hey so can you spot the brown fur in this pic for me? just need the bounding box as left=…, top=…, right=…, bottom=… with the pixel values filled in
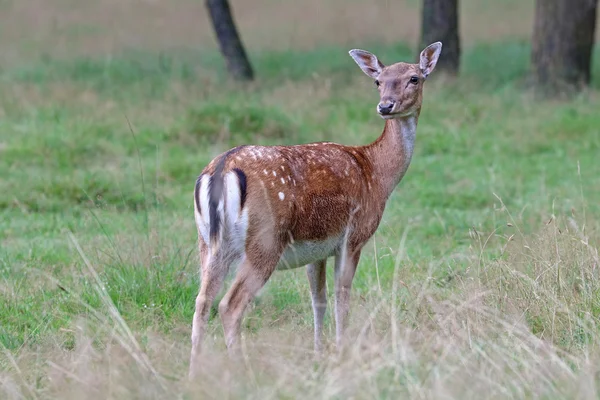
left=202, top=142, right=381, bottom=243
left=189, top=42, right=442, bottom=377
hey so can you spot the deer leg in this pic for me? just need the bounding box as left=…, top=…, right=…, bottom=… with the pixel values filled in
left=189, top=241, right=228, bottom=378
left=306, top=259, right=327, bottom=353
left=218, top=252, right=280, bottom=357
left=333, top=247, right=361, bottom=348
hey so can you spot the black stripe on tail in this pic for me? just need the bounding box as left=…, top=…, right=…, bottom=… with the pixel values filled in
left=207, top=146, right=247, bottom=244
left=194, top=174, right=203, bottom=215
left=232, top=168, right=247, bottom=210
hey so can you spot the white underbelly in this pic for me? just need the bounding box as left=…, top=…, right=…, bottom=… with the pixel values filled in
left=276, top=237, right=341, bottom=270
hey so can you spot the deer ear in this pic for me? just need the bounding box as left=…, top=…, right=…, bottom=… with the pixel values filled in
left=349, top=49, right=385, bottom=79
left=419, top=42, right=443, bottom=78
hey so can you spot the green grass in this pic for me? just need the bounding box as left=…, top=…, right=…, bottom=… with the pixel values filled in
left=1, top=39, right=600, bottom=398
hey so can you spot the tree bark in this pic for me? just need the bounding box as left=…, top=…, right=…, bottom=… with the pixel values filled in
left=206, top=0, right=254, bottom=81
left=532, top=0, right=598, bottom=94
left=420, top=0, right=460, bottom=75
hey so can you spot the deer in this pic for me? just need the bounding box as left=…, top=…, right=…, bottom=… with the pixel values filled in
left=189, top=42, right=442, bottom=377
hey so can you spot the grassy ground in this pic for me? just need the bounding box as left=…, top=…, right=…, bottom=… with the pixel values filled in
left=1, top=0, right=600, bottom=398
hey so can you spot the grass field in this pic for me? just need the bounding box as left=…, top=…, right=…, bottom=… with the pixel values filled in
left=1, top=0, right=600, bottom=398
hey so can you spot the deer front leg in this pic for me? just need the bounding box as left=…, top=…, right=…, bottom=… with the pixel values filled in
left=189, top=241, right=227, bottom=379
left=306, top=259, right=327, bottom=353
left=333, top=247, right=361, bottom=348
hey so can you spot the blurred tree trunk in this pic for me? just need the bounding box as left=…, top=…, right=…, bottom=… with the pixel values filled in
left=420, top=0, right=460, bottom=75
left=532, top=0, right=598, bottom=94
left=206, top=0, right=254, bottom=81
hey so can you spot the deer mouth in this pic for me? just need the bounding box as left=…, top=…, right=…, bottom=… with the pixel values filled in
left=379, top=112, right=402, bottom=120
left=378, top=110, right=414, bottom=119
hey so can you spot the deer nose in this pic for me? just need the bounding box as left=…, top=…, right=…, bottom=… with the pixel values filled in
left=378, top=101, right=394, bottom=115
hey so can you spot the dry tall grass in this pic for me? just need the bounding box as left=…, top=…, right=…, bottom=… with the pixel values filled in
left=2, top=212, right=598, bottom=399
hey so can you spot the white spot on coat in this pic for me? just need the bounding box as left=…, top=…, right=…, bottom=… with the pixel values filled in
left=279, top=192, right=285, bottom=201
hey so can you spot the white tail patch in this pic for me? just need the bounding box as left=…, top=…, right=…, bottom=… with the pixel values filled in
left=224, top=172, right=242, bottom=224
left=195, top=172, right=248, bottom=255
left=195, top=175, right=211, bottom=243
left=224, top=172, right=248, bottom=258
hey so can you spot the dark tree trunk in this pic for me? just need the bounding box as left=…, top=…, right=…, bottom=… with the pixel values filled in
left=532, top=0, right=598, bottom=94
left=206, top=0, right=254, bottom=81
left=420, top=0, right=460, bottom=75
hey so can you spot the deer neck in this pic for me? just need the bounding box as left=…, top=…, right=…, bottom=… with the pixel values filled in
left=365, top=114, right=419, bottom=199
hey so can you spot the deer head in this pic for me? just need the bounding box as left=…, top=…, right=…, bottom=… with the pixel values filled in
left=349, top=42, right=442, bottom=119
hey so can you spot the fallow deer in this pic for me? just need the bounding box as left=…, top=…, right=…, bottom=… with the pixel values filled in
left=189, top=42, right=442, bottom=376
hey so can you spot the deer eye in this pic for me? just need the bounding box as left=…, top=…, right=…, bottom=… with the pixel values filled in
left=410, top=76, right=419, bottom=84
left=374, top=80, right=380, bottom=87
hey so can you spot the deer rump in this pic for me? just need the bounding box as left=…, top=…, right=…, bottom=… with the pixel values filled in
left=195, top=167, right=347, bottom=270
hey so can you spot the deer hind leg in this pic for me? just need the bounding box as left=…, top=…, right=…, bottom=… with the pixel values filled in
left=189, top=240, right=228, bottom=378
left=306, top=259, right=327, bottom=353
left=218, top=249, right=281, bottom=357
left=334, top=246, right=361, bottom=349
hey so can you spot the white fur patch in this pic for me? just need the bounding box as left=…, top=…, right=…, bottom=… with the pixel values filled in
left=224, top=172, right=249, bottom=257
left=400, top=116, right=417, bottom=162
left=194, top=172, right=249, bottom=256
left=277, top=236, right=341, bottom=270
left=278, top=192, right=285, bottom=201
left=224, top=172, right=242, bottom=225
left=228, top=208, right=248, bottom=258
left=196, top=175, right=211, bottom=243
